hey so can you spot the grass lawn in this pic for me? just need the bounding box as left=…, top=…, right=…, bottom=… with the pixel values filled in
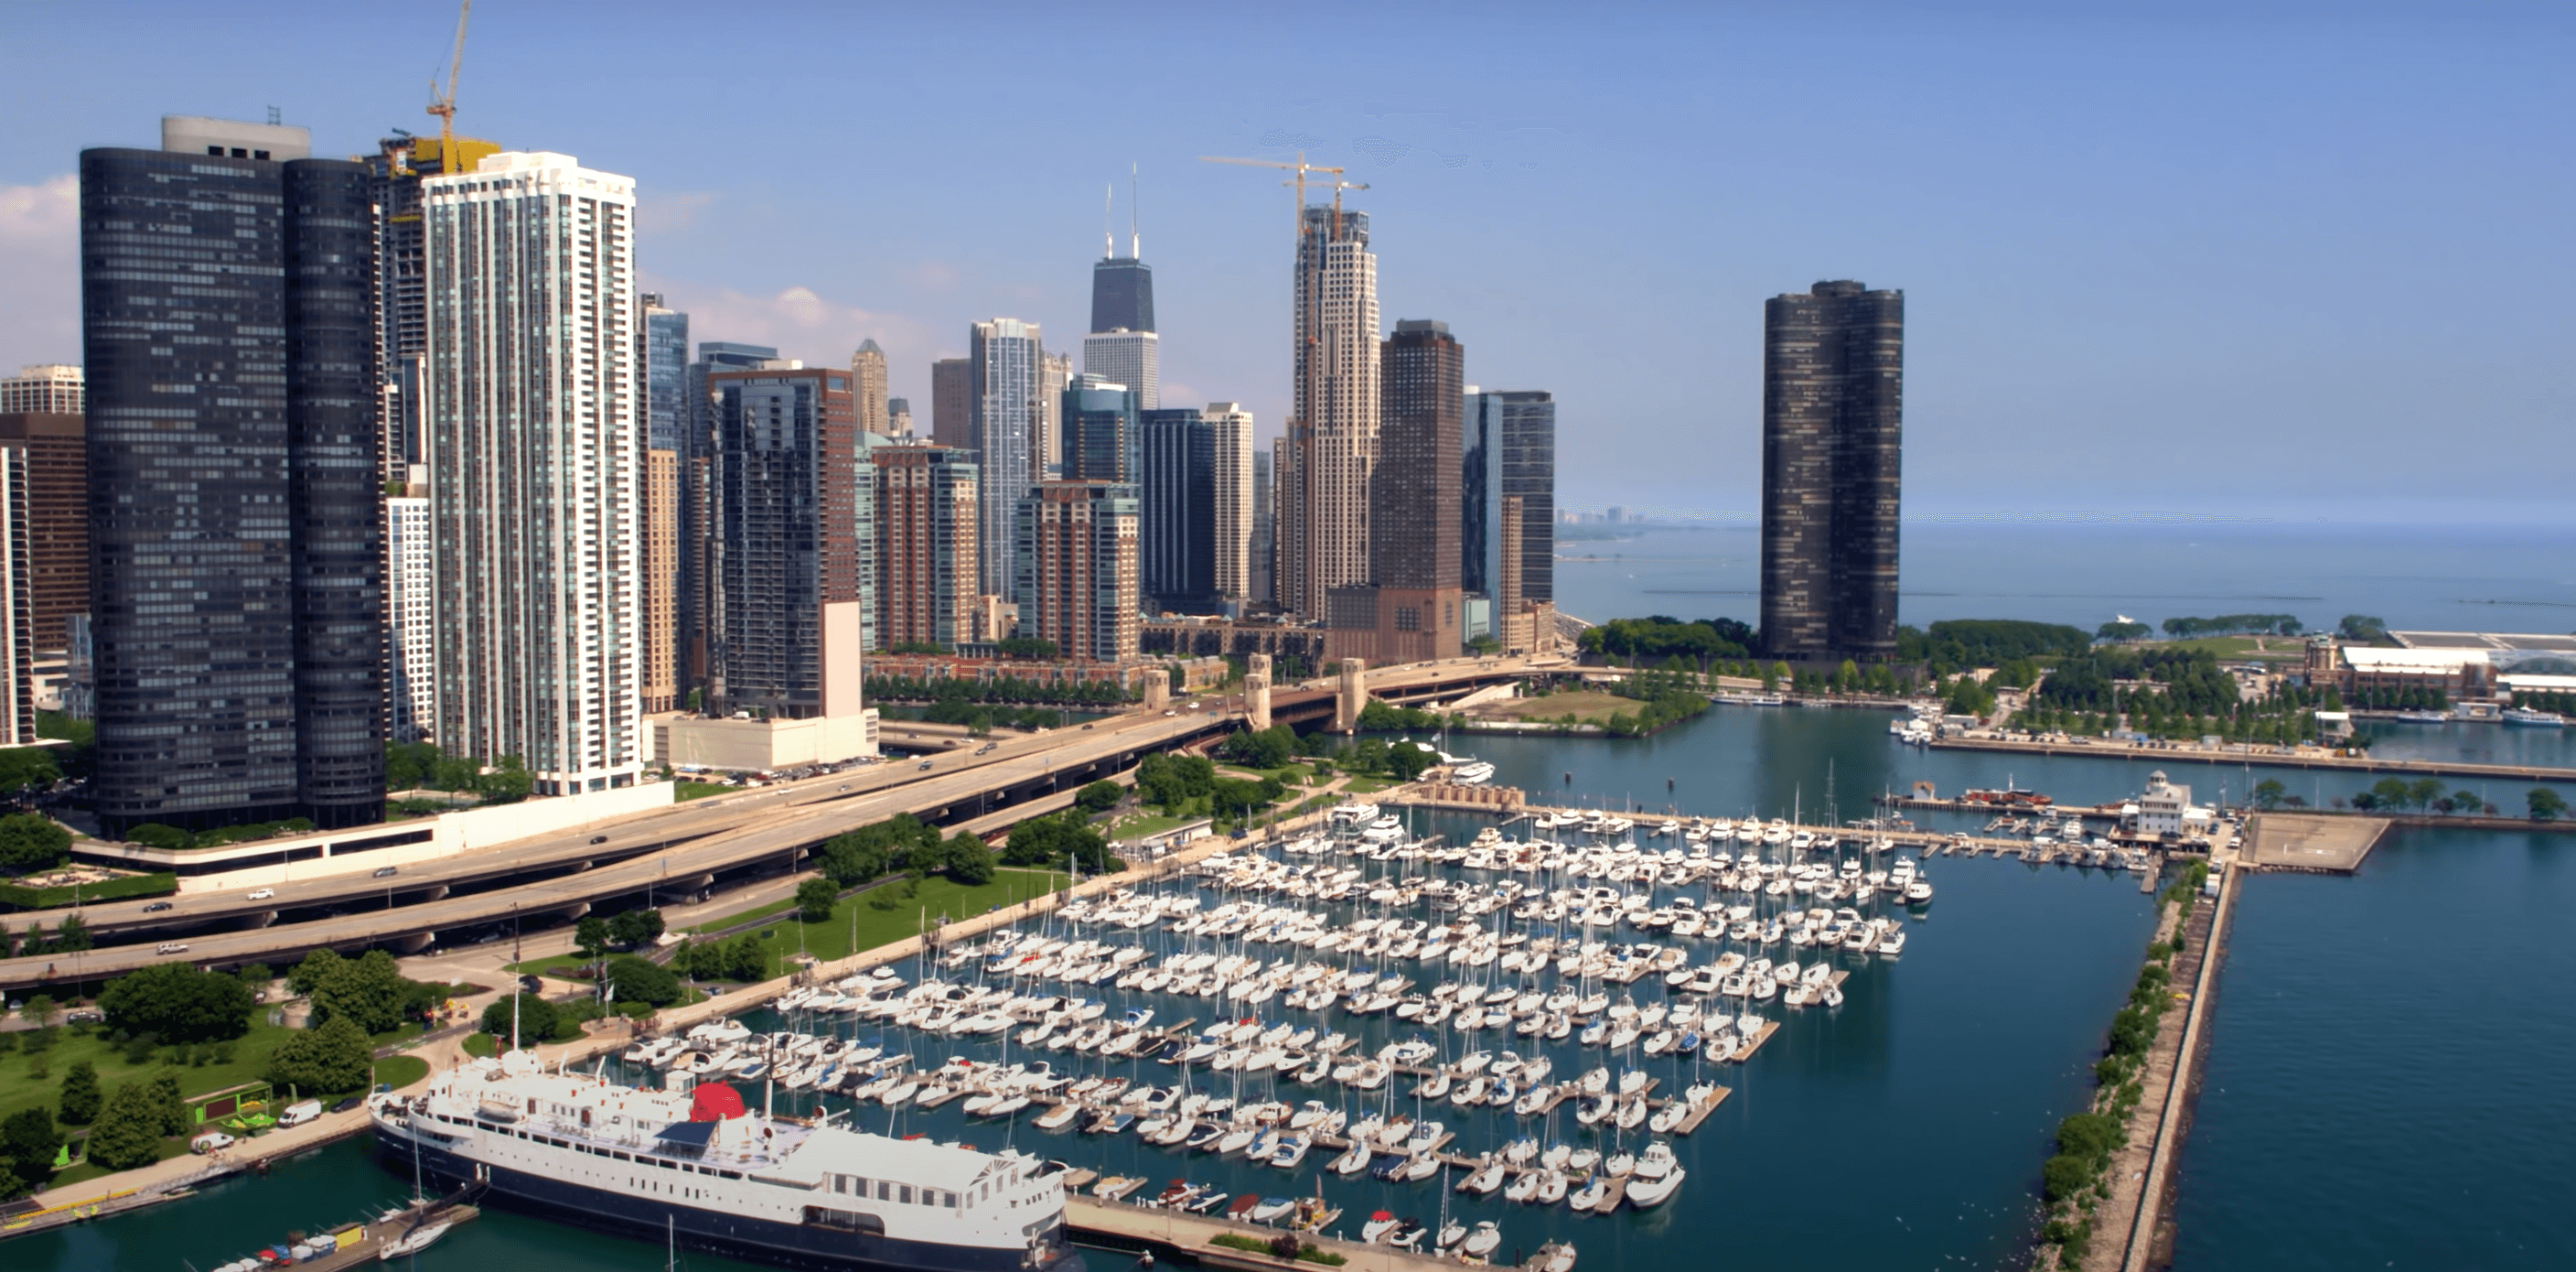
left=459, top=1032, right=496, bottom=1059
left=687, top=896, right=797, bottom=936
left=51, top=1136, right=191, bottom=1188
left=1218, top=762, right=1314, bottom=783
left=746, top=873, right=1068, bottom=979
left=2152, top=635, right=2306, bottom=661
left=1108, top=812, right=1201, bottom=839
left=1338, top=777, right=1395, bottom=794
left=676, top=781, right=730, bottom=802
left=1466, top=689, right=1639, bottom=724
left=0, top=1019, right=304, bottom=1134
left=376, top=1054, right=430, bottom=1090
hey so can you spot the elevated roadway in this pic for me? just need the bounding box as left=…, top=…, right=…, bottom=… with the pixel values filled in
left=0, top=708, right=1229, bottom=993
left=1, top=654, right=1562, bottom=993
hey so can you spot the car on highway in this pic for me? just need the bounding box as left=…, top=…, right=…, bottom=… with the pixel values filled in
left=975, top=741, right=997, bottom=754
left=917, top=760, right=935, bottom=770
left=590, top=835, right=608, bottom=844
left=143, top=900, right=174, bottom=912
left=245, top=888, right=275, bottom=900
left=1082, top=723, right=1095, bottom=729
left=372, top=866, right=399, bottom=878
left=155, top=942, right=188, bottom=955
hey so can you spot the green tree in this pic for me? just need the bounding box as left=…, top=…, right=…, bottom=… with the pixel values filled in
left=2406, top=778, right=2444, bottom=811
left=98, top=963, right=256, bottom=1044
left=48, top=912, right=89, bottom=952
left=287, top=948, right=345, bottom=997
left=2336, top=614, right=2388, bottom=642
left=0, top=1106, right=63, bottom=1198
left=1074, top=780, right=1124, bottom=815
left=479, top=992, right=561, bottom=1046
left=265, top=1014, right=372, bottom=1096
left=606, top=908, right=665, bottom=949
left=306, top=950, right=413, bottom=1035
left=939, top=835, right=994, bottom=886
left=795, top=877, right=839, bottom=922
left=2368, top=777, right=2412, bottom=811
left=603, top=955, right=682, bottom=1008
left=574, top=916, right=613, bottom=964
left=478, top=754, right=533, bottom=804
left=83, top=1082, right=167, bottom=1171
left=2449, top=789, right=2483, bottom=816
left=21, top=992, right=53, bottom=1029
left=148, top=1072, right=188, bottom=1137
left=2528, top=787, right=2567, bottom=822
left=2251, top=779, right=2286, bottom=811
left=2040, top=1153, right=2094, bottom=1204
left=58, top=1060, right=102, bottom=1125
left=0, top=811, right=71, bottom=873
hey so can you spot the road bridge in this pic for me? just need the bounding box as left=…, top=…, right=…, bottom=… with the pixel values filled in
left=0, top=655, right=1562, bottom=994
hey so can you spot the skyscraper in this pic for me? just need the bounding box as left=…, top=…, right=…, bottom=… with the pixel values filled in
left=711, top=367, right=864, bottom=718
left=640, top=296, right=689, bottom=715
left=0, top=365, right=83, bottom=415
left=1039, top=350, right=1073, bottom=480
left=1347, top=318, right=1465, bottom=662
left=1760, top=280, right=1903, bottom=661
left=387, top=490, right=435, bottom=743
left=929, top=358, right=971, bottom=448
left=1013, top=481, right=1139, bottom=663
left=851, top=339, right=890, bottom=436
left=969, top=318, right=1045, bottom=597
left=1081, top=329, right=1158, bottom=411
left=1463, top=388, right=1556, bottom=608
left=886, top=396, right=915, bottom=438
left=1250, top=449, right=1275, bottom=607
left=1203, top=403, right=1256, bottom=603
left=1137, top=408, right=1214, bottom=610
left=1061, top=374, right=1138, bottom=483
left=1090, top=228, right=1155, bottom=335
left=81, top=116, right=384, bottom=833
left=366, top=131, right=500, bottom=481
left=682, top=340, right=778, bottom=695
left=425, top=150, right=642, bottom=794
left=1275, top=205, right=1379, bottom=620
left=872, top=444, right=980, bottom=650
left=0, top=448, right=33, bottom=747
left=0, top=409, right=86, bottom=651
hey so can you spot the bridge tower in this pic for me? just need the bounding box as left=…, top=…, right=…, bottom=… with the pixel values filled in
left=1247, top=653, right=1272, bottom=730
left=1333, top=657, right=1368, bottom=732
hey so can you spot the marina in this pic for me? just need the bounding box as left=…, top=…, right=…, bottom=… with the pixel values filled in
left=539, top=785, right=2168, bottom=1270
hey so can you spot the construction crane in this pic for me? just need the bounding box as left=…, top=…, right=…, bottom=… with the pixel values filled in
left=1199, top=153, right=1370, bottom=243
left=425, top=0, right=473, bottom=164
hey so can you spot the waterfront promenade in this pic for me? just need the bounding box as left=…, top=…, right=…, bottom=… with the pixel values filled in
left=1927, top=734, right=2576, bottom=783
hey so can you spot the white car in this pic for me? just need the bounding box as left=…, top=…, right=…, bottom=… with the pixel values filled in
left=246, top=889, right=275, bottom=900
left=155, top=942, right=189, bottom=955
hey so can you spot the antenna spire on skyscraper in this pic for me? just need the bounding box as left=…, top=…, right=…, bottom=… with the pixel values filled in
left=1102, top=184, right=1113, bottom=259
left=1130, top=162, right=1141, bottom=259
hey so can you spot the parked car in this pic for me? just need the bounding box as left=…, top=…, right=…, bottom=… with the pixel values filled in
left=143, top=900, right=174, bottom=912
left=328, top=1095, right=363, bottom=1115
left=372, top=866, right=399, bottom=879
left=245, top=888, right=275, bottom=900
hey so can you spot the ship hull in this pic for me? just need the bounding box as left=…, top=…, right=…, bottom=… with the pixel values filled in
left=371, top=1121, right=1075, bottom=1272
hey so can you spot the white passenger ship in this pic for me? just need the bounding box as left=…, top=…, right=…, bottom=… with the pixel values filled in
left=369, top=1051, right=1078, bottom=1272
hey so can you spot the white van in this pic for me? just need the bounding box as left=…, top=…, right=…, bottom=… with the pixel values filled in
left=190, top=1131, right=235, bottom=1154
left=276, top=1099, right=323, bottom=1128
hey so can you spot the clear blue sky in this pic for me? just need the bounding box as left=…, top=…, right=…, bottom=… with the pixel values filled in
left=3, top=1, right=2567, bottom=523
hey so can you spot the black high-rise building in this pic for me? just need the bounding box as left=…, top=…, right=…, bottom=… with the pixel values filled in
left=1089, top=257, right=1155, bottom=335
left=82, top=117, right=384, bottom=834
left=1462, top=389, right=1555, bottom=606
left=1760, top=280, right=1902, bottom=662
left=1138, top=408, right=1216, bottom=610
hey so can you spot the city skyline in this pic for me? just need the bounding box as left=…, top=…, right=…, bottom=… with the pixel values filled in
left=1, top=5, right=2563, bottom=524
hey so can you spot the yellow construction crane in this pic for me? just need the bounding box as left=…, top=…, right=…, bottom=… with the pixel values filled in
left=425, top=0, right=473, bottom=163
left=1199, top=153, right=1370, bottom=243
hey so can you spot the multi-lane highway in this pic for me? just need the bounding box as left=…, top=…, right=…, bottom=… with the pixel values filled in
left=0, top=707, right=1228, bottom=992
left=0, top=653, right=1568, bottom=993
